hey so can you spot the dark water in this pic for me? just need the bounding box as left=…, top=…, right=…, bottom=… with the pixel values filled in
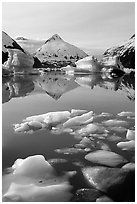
left=2, top=71, right=135, bottom=201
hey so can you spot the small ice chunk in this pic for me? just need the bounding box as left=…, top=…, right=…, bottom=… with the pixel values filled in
left=126, top=129, right=135, bottom=141
left=117, top=140, right=135, bottom=151
left=122, top=163, right=135, bottom=171
left=102, top=119, right=128, bottom=127
left=14, top=123, right=30, bottom=133
left=117, top=111, right=135, bottom=117
left=70, top=109, right=88, bottom=117
left=85, top=150, right=127, bottom=167
left=62, top=111, right=94, bottom=128
left=75, top=123, right=107, bottom=136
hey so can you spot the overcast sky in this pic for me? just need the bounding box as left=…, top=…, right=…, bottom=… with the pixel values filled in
left=2, top=2, right=135, bottom=51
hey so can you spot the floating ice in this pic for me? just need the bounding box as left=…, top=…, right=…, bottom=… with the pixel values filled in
left=75, top=123, right=107, bottom=137
left=117, top=111, right=135, bottom=117
left=85, top=150, right=127, bottom=167
left=54, top=147, right=85, bottom=155
left=122, top=163, right=135, bottom=170
left=2, top=155, right=73, bottom=202
left=96, top=141, right=111, bottom=151
left=89, top=133, right=108, bottom=138
left=96, top=195, right=113, bottom=202
left=70, top=109, right=87, bottom=117
left=117, top=140, right=135, bottom=151
left=14, top=111, right=71, bottom=133
left=108, top=126, right=127, bottom=133
left=62, top=111, right=94, bottom=128
left=3, top=182, right=72, bottom=202
left=43, top=111, right=71, bottom=127
left=14, top=123, right=31, bottom=133
left=79, top=137, right=94, bottom=148
left=107, top=134, right=123, bottom=142
left=75, top=56, right=102, bottom=72
left=82, top=166, right=130, bottom=193
left=102, top=119, right=128, bottom=127
left=126, top=129, right=135, bottom=141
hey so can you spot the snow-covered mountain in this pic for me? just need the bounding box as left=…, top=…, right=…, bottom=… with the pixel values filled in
left=15, top=37, right=28, bottom=41
left=2, top=31, right=42, bottom=71
left=103, top=35, right=135, bottom=69
left=2, top=31, right=25, bottom=63
left=15, top=37, right=45, bottom=54
left=34, top=34, right=88, bottom=67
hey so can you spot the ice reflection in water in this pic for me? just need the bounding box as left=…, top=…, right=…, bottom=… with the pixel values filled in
left=2, top=71, right=135, bottom=202
left=2, top=71, right=135, bottom=104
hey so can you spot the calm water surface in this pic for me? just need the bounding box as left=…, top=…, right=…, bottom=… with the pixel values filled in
left=2, top=71, right=135, bottom=201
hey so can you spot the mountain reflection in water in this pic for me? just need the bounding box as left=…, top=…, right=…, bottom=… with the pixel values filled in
left=2, top=71, right=135, bottom=104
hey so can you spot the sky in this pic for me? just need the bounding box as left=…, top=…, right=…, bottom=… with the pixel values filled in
left=2, top=2, right=135, bottom=51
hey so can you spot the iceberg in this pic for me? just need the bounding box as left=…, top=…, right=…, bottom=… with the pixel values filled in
left=3, top=49, right=34, bottom=73
left=75, top=56, right=102, bottom=72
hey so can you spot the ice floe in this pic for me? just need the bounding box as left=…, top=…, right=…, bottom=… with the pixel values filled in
left=62, top=111, right=94, bottom=128
left=107, top=126, right=127, bottom=133
left=96, top=195, right=114, bottom=202
left=2, top=155, right=73, bottom=202
left=54, top=147, right=85, bottom=155
left=85, top=150, right=127, bottom=167
left=13, top=110, right=134, bottom=140
left=74, top=124, right=107, bottom=137
left=122, top=162, right=135, bottom=171
left=117, top=140, right=135, bottom=151
left=102, top=119, right=129, bottom=127
left=126, top=129, right=135, bottom=141
left=82, top=166, right=131, bottom=193
left=117, top=111, right=135, bottom=117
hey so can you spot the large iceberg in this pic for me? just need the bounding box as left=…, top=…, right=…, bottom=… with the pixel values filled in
left=4, top=49, right=34, bottom=73
left=75, top=56, right=102, bottom=72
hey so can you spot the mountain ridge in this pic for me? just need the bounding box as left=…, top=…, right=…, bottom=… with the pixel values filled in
left=103, top=34, right=135, bottom=69
left=34, top=34, right=88, bottom=68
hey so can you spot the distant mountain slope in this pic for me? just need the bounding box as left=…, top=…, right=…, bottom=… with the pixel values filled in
left=15, top=37, right=45, bottom=54
left=2, top=31, right=25, bottom=63
left=103, top=35, right=135, bottom=69
left=15, top=37, right=28, bottom=41
left=34, top=34, right=88, bottom=67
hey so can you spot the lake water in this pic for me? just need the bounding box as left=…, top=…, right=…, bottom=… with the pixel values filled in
left=2, top=71, right=135, bottom=201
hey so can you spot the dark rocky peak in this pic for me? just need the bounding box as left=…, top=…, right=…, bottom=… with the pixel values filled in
left=45, top=34, right=63, bottom=44
left=130, top=34, right=135, bottom=39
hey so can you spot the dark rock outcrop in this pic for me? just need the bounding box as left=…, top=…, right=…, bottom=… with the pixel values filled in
left=2, top=31, right=25, bottom=64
